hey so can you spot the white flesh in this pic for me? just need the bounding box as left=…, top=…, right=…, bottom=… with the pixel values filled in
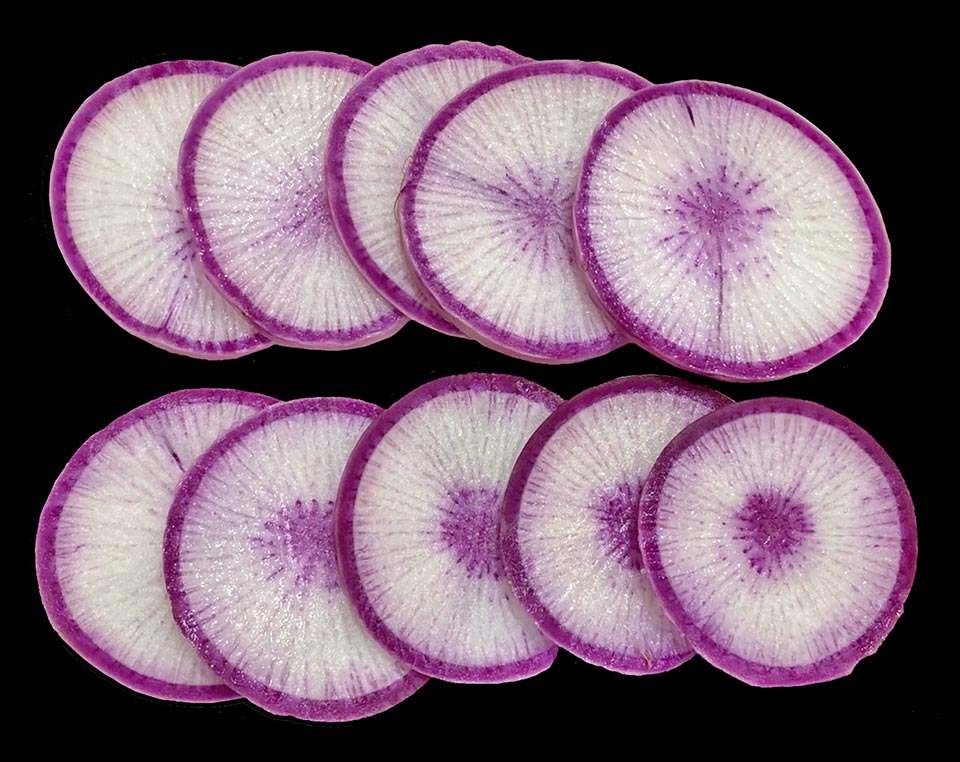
left=65, top=72, right=262, bottom=349
left=352, top=389, right=554, bottom=669
left=53, top=396, right=267, bottom=689
left=584, top=92, right=873, bottom=364
left=516, top=389, right=714, bottom=667
left=191, top=64, right=400, bottom=345
left=176, top=408, right=411, bottom=701
left=654, top=412, right=902, bottom=667
left=409, top=73, right=636, bottom=354
left=339, top=54, right=518, bottom=326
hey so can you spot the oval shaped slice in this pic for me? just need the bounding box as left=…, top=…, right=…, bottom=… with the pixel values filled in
left=327, top=42, right=529, bottom=335
left=181, top=52, right=407, bottom=349
left=639, top=398, right=917, bottom=686
left=36, top=389, right=277, bottom=701
left=502, top=375, right=730, bottom=674
left=576, top=81, right=889, bottom=381
left=164, top=398, right=427, bottom=721
left=50, top=61, right=270, bottom=358
left=337, top=374, right=562, bottom=681
left=400, top=61, right=648, bottom=362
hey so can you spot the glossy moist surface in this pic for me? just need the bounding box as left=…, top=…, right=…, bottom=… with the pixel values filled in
left=182, top=53, right=405, bottom=348
left=165, top=398, right=426, bottom=720
left=577, top=81, right=888, bottom=380
left=640, top=399, right=916, bottom=685
left=51, top=61, right=268, bottom=357
left=338, top=375, right=561, bottom=681
left=504, top=376, right=728, bottom=673
left=36, top=389, right=275, bottom=700
left=402, top=62, right=648, bottom=362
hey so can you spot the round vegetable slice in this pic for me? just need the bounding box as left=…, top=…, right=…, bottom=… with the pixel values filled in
left=337, top=374, right=561, bottom=681
left=164, top=398, right=427, bottom=721
left=36, top=388, right=277, bottom=701
left=575, top=80, right=889, bottom=381
left=50, top=61, right=270, bottom=359
left=639, top=398, right=916, bottom=686
left=180, top=52, right=407, bottom=349
left=400, top=61, right=648, bottom=362
left=502, top=375, right=730, bottom=674
left=327, top=42, right=529, bottom=336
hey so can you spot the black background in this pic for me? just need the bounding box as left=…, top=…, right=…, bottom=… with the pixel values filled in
left=20, top=17, right=942, bottom=742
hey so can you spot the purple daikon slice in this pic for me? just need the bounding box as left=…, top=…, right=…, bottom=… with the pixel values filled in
left=337, top=374, right=561, bottom=681
left=36, top=389, right=276, bottom=701
left=180, top=52, right=407, bottom=349
left=400, top=61, right=648, bottom=362
left=327, top=42, right=529, bottom=336
left=164, top=398, right=427, bottom=721
left=50, top=61, right=270, bottom=359
left=639, top=398, right=917, bottom=686
left=576, top=81, right=889, bottom=381
left=502, top=375, right=730, bottom=674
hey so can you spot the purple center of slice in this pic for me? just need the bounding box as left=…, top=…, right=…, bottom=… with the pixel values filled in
left=280, top=178, right=334, bottom=241
left=734, top=491, right=812, bottom=578
left=502, top=165, right=575, bottom=266
left=253, top=498, right=339, bottom=590
left=439, top=485, right=502, bottom=579
left=664, top=164, right=774, bottom=281
left=592, top=480, right=644, bottom=571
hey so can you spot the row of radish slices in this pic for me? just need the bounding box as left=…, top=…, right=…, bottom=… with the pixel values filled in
left=37, top=374, right=916, bottom=721
left=52, top=43, right=888, bottom=380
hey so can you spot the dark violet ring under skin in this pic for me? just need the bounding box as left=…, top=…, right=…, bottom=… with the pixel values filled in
left=36, top=388, right=278, bottom=702
left=575, top=80, right=890, bottom=382
left=180, top=51, right=408, bottom=350
left=50, top=60, right=272, bottom=359
left=336, top=373, right=562, bottom=682
left=164, top=397, right=428, bottom=721
left=399, top=61, right=649, bottom=364
left=326, top=42, right=530, bottom=337
left=501, top=375, right=730, bottom=674
left=638, top=397, right=917, bottom=687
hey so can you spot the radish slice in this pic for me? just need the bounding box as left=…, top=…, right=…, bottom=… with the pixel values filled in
left=36, top=389, right=276, bottom=701
left=502, top=375, right=730, bottom=674
left=400, top=61, right=649, bottom=362
left=576, top=81, right=889, bottom=381
left=337, top=374, right=562, bottom=682
left=50, top=61, right=270, bottom=359
left=639, top=398, right=917, bottom=686
left=164, top=398, right=427, bottom=721
left=327, top=42, right=529, bottom=336
left=180, top=52, right=407, bottom=349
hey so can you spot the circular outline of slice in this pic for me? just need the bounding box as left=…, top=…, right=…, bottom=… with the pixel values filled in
left=164, top=397, right=427, bottom=721
left=337, top=373, right=562, bottom=682
left=36, top=388, right=277, bottom=701
left=502, top=375, right=730, bottom=674
left=180, top=51, right=407, bottom=350
left=400, top=61, right=649, bottom=363
left=327, top=41, right=529, bottom=336
left=639, top=397, right=917, bottom=686
left=50, top=60, right=271, bottom=359
left=575, top=80, right=889, bottom=381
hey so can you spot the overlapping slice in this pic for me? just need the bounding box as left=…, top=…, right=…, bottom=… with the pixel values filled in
left=576, top=81, right=889, bottom=380
left=639, top=398, right=916, bottom=685
left=327, top=42, right=529, bottom=335
left=502, top=375, right=730, bottom=673
left=180, top=52, right=407, bottom=349
left=50, top=61, right=270, bottom=358
left=164, top=398, right=427, bottom=721
left=36, top=389, right=276, bottom=701
left=337, top=374, right=561, bottom=681
left=400, top=61, right=649, bottom=362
